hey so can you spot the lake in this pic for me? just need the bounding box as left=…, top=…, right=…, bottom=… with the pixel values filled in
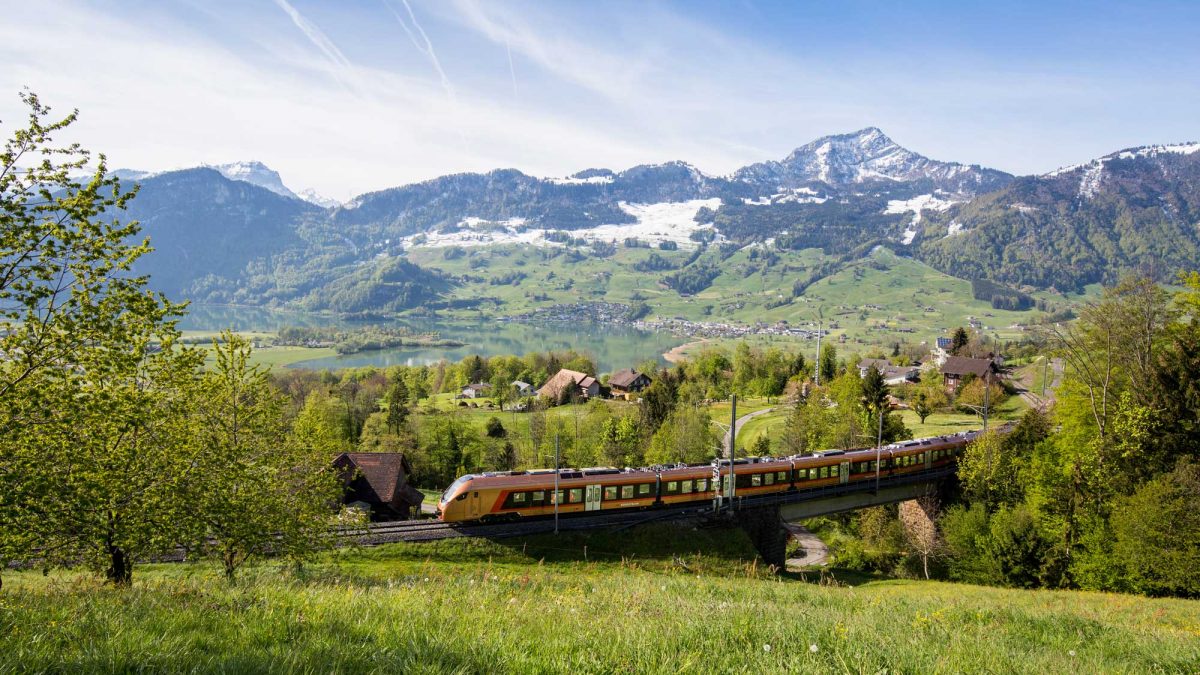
left=179, top=305, right=686, bottom=373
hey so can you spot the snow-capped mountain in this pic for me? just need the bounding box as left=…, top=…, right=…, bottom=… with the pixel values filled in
left=734, top=127, right=1012, bottom=195
left=1043, top=142, right=1200, bottom=200
left=207, top=161, right=300, bottom=201
left=297, top=188, right=341, bottom=209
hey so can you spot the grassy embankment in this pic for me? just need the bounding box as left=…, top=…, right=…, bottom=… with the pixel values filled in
left=735, top=394, right=1028, bottom=452
left=1, top=523, right=1196, bottom=673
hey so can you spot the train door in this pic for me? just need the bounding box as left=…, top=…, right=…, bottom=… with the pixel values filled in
left=585, top=484, right=602, bottom=511
left=468, top=491, right=482, bottom=519
left=839, top=461, right=850, bottom=485
left=924, top=451, right=932, bottom=470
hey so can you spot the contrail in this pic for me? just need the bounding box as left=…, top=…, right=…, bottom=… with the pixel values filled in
left=506, top=39, right=518, bottom=99
left=272, top=0, right=355, bottom=83
left=382, top=0, right=456, bottom=103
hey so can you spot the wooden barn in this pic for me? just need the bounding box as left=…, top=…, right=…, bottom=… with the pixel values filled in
left=333, top=452, right=424, bottom=521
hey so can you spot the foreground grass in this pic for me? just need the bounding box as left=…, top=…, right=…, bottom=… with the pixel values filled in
left=1, top=524, right=1197, bottom=673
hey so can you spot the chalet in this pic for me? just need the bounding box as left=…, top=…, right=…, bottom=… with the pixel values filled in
left=857, top=358, right=920, bottom=386
left=537, top=368, right=600, bottom=402
left=608, top=368, right=652, bottom=398
left=511, top=380, right=534, bottom=396
left=333, top=452, right=424, bottom=521
left=461, top=382, right=492, bottom=399
left=940, top=356, right=997, bottom=393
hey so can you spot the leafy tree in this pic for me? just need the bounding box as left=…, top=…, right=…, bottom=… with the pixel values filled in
left=750, top=435, right=771, bottom=456
left=646, top=405, right=718, bottom=465
left=913, top=392, right=933, bottom=424
left=1110, top=460, right=1200, bottom=597
left=0, top=92, right=199, bottom=585
left=189, top=333, right=344, bottom=581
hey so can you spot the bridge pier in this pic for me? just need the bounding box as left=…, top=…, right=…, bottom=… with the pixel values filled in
left=735, top=505, right=788, bottom=571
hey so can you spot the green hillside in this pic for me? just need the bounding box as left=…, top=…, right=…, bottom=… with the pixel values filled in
left=3, top=525, right=1196, bottom=673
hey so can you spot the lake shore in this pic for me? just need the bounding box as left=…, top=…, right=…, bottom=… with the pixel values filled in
left=662, top=338, right=709, bottom=364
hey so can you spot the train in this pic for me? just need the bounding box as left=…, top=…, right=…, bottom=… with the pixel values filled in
left=436, top=429, right=988, bottom=523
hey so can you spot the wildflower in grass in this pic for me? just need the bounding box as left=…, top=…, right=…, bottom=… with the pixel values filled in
left=809, top=644, right=819, bottom=653
left=763, top=644, right=771, bottom=653
left=1069, top=650, right=1076, bottom=657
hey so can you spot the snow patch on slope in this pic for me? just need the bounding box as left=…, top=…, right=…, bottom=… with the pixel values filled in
left=885, top=194, right=958, bottom=246
left=400, top=199, right=721, bottom=250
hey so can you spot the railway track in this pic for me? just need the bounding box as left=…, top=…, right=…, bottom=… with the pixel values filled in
left=336, top=504, right=717, bottom=545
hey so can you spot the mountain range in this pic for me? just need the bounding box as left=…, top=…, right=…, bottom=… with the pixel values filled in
left=117, top=128, right=1200, bottom=313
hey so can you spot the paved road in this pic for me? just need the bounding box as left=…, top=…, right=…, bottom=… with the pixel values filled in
left=783, top=522, right=830, bottom=569
left=723, top=406, right=777, bottom=456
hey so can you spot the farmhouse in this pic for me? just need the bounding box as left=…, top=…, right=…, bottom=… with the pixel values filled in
left=857, top=359, right=921, bottom=386
left=461, top=382, right=492, bottom=399
left=511, top=380, right=534, bottom=396
left=333, top=452, right=424, bottom=521
left=940, top=356, right=997, bottom=393
left=538, top=368, right=600, bottom=401
left=608, top=368, right=652, bottom=398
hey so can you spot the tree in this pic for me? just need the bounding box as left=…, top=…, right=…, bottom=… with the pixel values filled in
left=189, top=333, right=343, bottom=581
left=819, top=343, right=838, bottom=384
left=913, top=392, right=933, bottom=424
left=484, top=416, right=507, bottom=439
left=385, top=379, right=409, bottom=433
left=1110, top=460, right=1200, bottom=597
left=0, top=92, right=200, bottom=585
left=950, top=327, right=970, bottom=356
left=900, top=495, right=944, bottom=580
left=750, top=435, right=771, bottom=456
left=646, top=405, right=718, bottom=465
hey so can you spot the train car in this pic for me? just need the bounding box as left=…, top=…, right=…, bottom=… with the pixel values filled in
left=437, top=428, right=996, bottom=523
left=438, top=467, right=660, bottom=522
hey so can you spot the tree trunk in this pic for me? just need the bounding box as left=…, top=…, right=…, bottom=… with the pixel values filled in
left=106, top=545, right=132, bottom=586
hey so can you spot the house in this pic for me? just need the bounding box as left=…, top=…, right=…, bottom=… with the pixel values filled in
left=940, top=356, right=998, bottom=393
left=608, top=368, right=652, bottom=398
left=511, top=380, right=533, bottom=396
left=537, top=368, right=600, bottom=402
left=461, top=382, right=492, bottom=399
left=857, top=358, right=921, bottom=386
left=333, top=452, right=424, bottom=521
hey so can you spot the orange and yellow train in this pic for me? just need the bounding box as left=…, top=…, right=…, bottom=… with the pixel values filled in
left=437, top=430, right=984, bottom=523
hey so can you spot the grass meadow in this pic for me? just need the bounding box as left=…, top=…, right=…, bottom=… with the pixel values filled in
left=1, top=523, right=1196, bottom=673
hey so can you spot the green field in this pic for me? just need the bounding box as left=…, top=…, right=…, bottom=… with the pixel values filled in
left=2, top=524, right=1196, bottom=673
left=408, top=244, right=1080, bottom=350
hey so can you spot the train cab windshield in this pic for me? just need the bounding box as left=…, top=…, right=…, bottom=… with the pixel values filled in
left=441, top=475, right=474, bottom=504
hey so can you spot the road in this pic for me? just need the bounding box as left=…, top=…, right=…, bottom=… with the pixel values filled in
left=783, top=522, right=830, bottom=569
left=723, top=406, right=777, bottom=456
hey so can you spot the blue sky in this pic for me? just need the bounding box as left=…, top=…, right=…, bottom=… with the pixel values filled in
left=1, top=0, right=1197, bottom=199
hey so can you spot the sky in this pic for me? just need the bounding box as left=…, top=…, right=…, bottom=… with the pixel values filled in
left=1, top=0, right=1198, bottom=200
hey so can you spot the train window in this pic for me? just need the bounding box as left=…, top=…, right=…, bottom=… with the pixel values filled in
left=830, top=465, right=839, bottom=477
left=621, top=485, right=634, bottom=499
left=569, top=488, right=583, bottom=503
left=809, top=468, right=819, bottom=480
left=532, top=491, right=545, bottom=505
left=697, top=478, right=708, bottom=492
left=666, top=481, right=678, bottom=494
left=604, top=486, right=618, bottom=501
left=638, top=483, right=652, bottom=496
left=819, top=466, right=829, bottom=479
left=456, top=493, right=468, bottom=501
left=777, top=471, right=788, bottom=482
left=764, top=473, right=774, bottom=486
left=681, top=480, right=693, bottom=494
left=751, top=474, right=762, bottom=487
left=513, top=492, right=527, bottom=504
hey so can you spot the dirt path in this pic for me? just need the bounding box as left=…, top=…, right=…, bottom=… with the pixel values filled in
left=783, top=522, right=830, bottom=569
left=662, top=339, right=710, bottom=364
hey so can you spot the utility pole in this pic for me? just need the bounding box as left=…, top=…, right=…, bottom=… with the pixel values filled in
left=553, top=434, right=560, bottom=535
left=983, top=370, right=990, bottom=433
left=728, top=394, right=737, bottom=511
left=814, top=310, right=823, bottom=387
left=1041, top=357, right=1049, bottom=398
left=875, top=404, right=883, bottom=493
